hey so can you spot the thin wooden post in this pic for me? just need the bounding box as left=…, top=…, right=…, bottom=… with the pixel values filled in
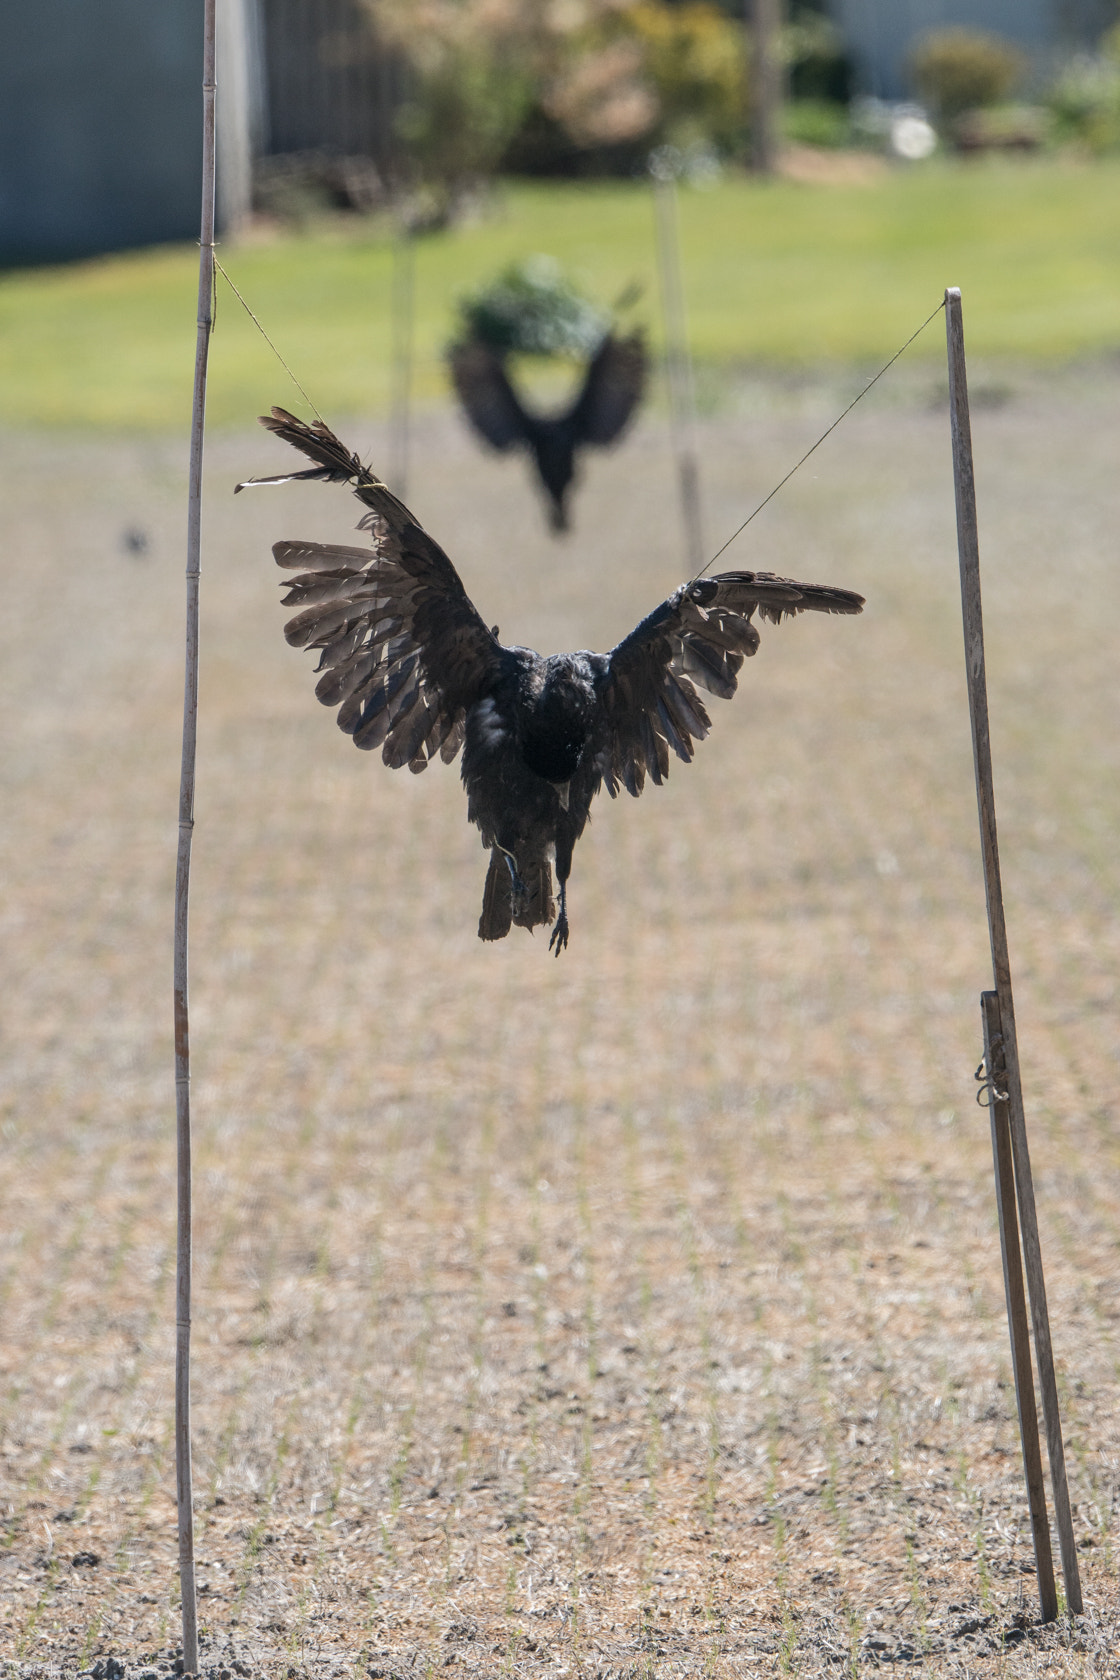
left=945, top=287, right=1082, bottom=1617
left=389, top=221, right=414, bottom=498
left=174, top=3, right=217, bottom=1672
left=980, top=991, right=1057, bottom=1619
left=650, top=157, right=704, bottom=573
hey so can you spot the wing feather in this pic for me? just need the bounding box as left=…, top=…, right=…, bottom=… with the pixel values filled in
left=596, top=568, right=863, bottom=798
left=256, top=410, right=502, bottom=768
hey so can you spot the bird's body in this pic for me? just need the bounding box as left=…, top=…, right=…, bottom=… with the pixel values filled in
left=461, top=649, right=603, bottom=944
left=448, top=330, right=646, bottom=533
left=237, top=408, right=864, bottom=953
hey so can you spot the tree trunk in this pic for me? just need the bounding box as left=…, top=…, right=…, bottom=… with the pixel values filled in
left=748, top=0, right=781, bottom=176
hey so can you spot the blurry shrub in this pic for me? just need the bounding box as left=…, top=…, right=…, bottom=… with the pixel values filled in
left=782, top=98, right=851, bottom=149
left=369, top=0, right=746, bottom=187
left=369, top=1, right=537, bottom=205
left=1047, top=33, right=1120, bottom=154
left=544, top=34, right=658, bottom=154
left=625, top=1, right=746, bottom=154
left=504, top=0, right=747, bottom=176
left=909, top=28, right=1026, bottom=123
left=454, top=256, right=610, bottom=356
left=953, top=104, right=1047, bottom=154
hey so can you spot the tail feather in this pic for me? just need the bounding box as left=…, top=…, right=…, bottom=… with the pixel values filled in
left=512, top=858, right=555, bottom=931
left=478, top=849, right=513, bottom=942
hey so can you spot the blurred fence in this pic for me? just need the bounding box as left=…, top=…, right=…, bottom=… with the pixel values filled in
left=261, top=0, right=405, bottom=169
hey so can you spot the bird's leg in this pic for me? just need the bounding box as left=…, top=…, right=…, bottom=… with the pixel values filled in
left=549, top=879, right=569, bottom=956
left=496, top=841, right=527, bottom=913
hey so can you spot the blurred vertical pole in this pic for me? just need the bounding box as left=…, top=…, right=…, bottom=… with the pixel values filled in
left=390, top=222, right=415, bottom=497
left=748, top=0, right=781, bottom=175
left=216, top=0, right=253, bottom=237
left=651, top=156, right=704, bottom=574
left=945, top=287, right=1082, bottom=1620
left=174, top=3, right=216, bottom=1673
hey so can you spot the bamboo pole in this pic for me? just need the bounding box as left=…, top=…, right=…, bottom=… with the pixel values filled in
left=980, top=991, right=1057, bottom=1619
left=945, top=287, right=1082, bottom=1618
left=174, top=3, right=217, bottom=1672
left=650, top=157, right=704, bottom=574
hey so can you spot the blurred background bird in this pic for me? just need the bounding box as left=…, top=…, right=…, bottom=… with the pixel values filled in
left=448, top=329, right=647, bottom=534
left=446, top=256, right=647, bottom=534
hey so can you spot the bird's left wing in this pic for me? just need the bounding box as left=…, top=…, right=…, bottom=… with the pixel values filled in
left=568, top=329, right=647, bottom=447
left=594, top=570, right=864, bottom=796
left=447, top=341, right=527, bottom=452
left=241, top=408, right=502, bottom=772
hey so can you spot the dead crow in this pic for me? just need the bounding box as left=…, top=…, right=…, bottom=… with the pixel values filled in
left=447, top=330, right=646, bottom=534
left=237, top=407, right=864, bottom=954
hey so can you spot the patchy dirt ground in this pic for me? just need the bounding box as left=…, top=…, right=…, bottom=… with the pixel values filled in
left=2, top=365, right=1120, bottom=1677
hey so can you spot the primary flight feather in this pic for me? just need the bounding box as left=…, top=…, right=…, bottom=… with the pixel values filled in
left=238, top=407, right=864, bottom=954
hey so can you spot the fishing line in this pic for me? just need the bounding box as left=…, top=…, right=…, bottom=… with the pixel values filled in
left=210, top=256, right=944, bottom=559
left=213, top=254, right=327, bottom=425
left=692, top=297, right=947, bottom=582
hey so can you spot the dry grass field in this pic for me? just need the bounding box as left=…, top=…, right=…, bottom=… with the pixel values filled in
left=3, top=362, right=1120, bottom=1677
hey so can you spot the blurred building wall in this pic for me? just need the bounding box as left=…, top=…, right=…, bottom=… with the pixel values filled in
left=0, top=0, right=260, bottom=266
left=829, top=0, right=1115, bottom=99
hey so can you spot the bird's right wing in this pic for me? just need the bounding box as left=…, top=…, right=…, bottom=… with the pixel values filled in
left=568, top=329, right=647, bottom=446
left=244, top=409, right=502, bottom=772
left=595, top=570, right=864, bottom=796
left=447, top=341, right=528, bottom=451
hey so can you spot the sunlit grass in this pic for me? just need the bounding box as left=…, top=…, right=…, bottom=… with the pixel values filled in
left=1, top=157, right=1119, bottom=430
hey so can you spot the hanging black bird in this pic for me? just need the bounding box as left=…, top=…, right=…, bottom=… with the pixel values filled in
left=237, top=408, right=864, bottom=954
left=448, top=330, right=646, bottom=534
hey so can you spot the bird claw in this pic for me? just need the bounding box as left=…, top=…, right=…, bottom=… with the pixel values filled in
left=549, top=913, right=569, bottom=956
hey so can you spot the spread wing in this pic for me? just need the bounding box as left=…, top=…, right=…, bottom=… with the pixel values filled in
left=244, top=408, right=502, bottom=772
left=595, top=570, right=864, bottom=797
left=447, top=340, right=528, bottom=452
left=568, top=329, right=646, bottom=447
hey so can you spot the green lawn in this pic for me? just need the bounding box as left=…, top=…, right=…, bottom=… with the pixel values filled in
left=2, top=157, right=1119, bottom=430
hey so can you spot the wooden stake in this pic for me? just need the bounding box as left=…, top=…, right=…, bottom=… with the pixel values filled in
left=174, top=3, right=216, bottom=1671
left=980, top=991, right=1057, bottom=1620
left=945, top=287, right=1082, bottom=1617
left=651, top=160, right=704, bottom=573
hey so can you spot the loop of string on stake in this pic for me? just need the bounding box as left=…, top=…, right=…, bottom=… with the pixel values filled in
left=975, top=1058, right=1010, bottom=1108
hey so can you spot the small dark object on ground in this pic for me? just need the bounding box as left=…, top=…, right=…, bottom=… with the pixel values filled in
left=122, top=526, right=150, bottom=556
left=448, top=331, right=646, bottom=533
left=237, top=408, right=862, bottom=954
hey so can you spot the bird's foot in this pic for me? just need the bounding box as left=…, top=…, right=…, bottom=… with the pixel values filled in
left=549, top=911, right=569, bottom=956
left=502, top=852, right=529, bottom=919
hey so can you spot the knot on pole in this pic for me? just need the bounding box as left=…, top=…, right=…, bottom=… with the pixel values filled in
left=975, top=1054, right=1009, bottom=1108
